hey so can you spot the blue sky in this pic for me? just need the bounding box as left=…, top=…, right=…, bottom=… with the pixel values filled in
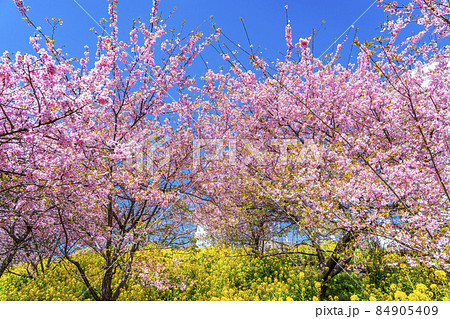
left=0, top=0, right=384, bottom=70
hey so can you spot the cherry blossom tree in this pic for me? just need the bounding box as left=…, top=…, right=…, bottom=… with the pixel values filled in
left=1, top=0, right=216, bottom=300
left=190, top=0, right=450, bottom=299
left=3, top=0, right=450, bottom=302
left=0, top=1, right=77, bottom=279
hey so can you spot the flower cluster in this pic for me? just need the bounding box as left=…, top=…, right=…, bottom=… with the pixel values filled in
left=1, top=245, right=448, bottom=301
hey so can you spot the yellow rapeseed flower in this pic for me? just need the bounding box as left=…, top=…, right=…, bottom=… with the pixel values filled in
left=408, top=293, right=419, bottom=301
left=415, top=283, right=428, bottom=292
left=435, top=270, right=446, bottom=281
left=394, top=290, right=408, bottom=301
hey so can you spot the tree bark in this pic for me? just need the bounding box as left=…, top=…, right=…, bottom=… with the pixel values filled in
left=0, top=251, right=16, bottom=278
left=319, top=230, right=355, bottom=300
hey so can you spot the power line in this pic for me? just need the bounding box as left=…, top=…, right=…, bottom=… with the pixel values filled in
left=319, top=0, right=378, bottom=59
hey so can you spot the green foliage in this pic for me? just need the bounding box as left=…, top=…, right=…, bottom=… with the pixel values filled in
left=326, top=273, right=365, bottom=301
